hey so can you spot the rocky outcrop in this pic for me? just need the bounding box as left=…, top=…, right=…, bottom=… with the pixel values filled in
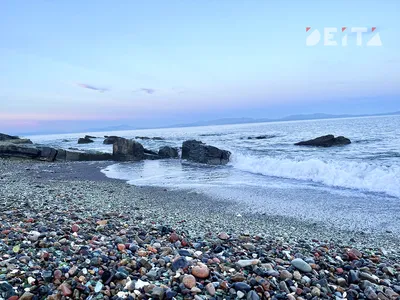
left=182, top=140, right=231, bottom=165
left=78, top=136, right=94, bottom=144
left=103, top=136, right=120, bottom=145
left=0, top=133, right=32, bottom=144
left=0, top=143, right=57, bottom=161
left=0, top=133, right=19, bottom=141
left=85, top=135, right=97, bottom=139
left=6, top=139, right=33, bottom=144
left=158, top=146, right=179, bottom=158
left=112, top=138, right=145, bottom=161
left=64, top=151, right=112, bottom=161
left=295, top=135, right=351, bottom=147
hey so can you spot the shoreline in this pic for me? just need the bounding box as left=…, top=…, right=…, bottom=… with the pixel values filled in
left=1, top=158, right=400, bottom=299
left=2, top=158, right=400, bottom=252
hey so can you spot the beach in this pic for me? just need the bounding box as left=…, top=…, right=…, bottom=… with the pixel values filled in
left=1, top=158, right=400, bottom=299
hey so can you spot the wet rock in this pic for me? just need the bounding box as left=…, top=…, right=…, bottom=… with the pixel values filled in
left=295, top=134, right=351, bottom=147
left=158, top=146, right=179, bottom=158
left=182, top=140, right=231, bottom=165
left=78, top=136, right=94, bottom=144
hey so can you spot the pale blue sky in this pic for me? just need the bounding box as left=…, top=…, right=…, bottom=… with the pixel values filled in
left=1, top=0, right=399, bottom=133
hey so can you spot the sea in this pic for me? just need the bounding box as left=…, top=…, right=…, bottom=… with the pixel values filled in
left=29, top=115, right=400, bottom=233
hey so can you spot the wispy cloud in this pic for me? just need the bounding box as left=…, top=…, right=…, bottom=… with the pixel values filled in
left=77, top=83, right=109, bottom=92
left=133, top=88, right=156, bottom=94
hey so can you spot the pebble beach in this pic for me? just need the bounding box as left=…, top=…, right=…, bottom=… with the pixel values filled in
left=1, top=159, right=400, bottom=300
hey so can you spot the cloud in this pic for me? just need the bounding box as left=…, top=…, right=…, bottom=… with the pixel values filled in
left=77, top=83, right=109, bottom=92
left=134, top=88, right=156, bottom=94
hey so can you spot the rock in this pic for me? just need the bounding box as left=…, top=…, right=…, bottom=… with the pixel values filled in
left=19, top=292, right=35, bottom=300
left=291, top=258, right=312, bottom=272
left=365, top=286, right=378, bottom=299
left=182, top=275, right=196, bottom=289
left=113, top=137, right=145, bottom=161
left=5, top=138, right=33, bottom=144
left=181, top=140, right=231, bottom=165
left=78, top=136, right=94, bottom=144
left=247, top=135, right=275, bottom=140
left=295, top=134, right=351, bottom=147
left=192, top=264, right=210, bottom=278
left=311, top=287, right=321, bottom=297
left=103, top=136, right=120, bottom=144
left=218, top=232, right=230, bottom=240
left=0, top=142, right=40, bottom=159
left=206, top=283, right=216, bottom=296
left=233, top=282, right=251, bottom=292
left=71, top=224, right=80, bottom=232
left=247, top=290, right=260, bottom=300
left=158, top=146, right=179, bottom=158
left=236, top=259, right=260, bottom=268
left=95, top=281, right=103, bottom=293
left=65, top=150, right=112, bottom=161
left=37, top=147, right=58, bottom=162
left=348, top=270, right=360, bottom=284
left=280, top=270, right=293, bottom=280
left=0, top=133, right=19, bottom=141
left=59, top=283, right=72, bottom=296
left=152, top=286, right=165, bottom=299
left=85, top=135, right=97, bottom=139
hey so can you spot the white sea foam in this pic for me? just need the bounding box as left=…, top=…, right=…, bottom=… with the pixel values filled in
left=230, top=153, right=400, bottom=197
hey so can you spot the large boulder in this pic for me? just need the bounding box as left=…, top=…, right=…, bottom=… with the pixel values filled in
left=113, top=138, right=145, bottom=161
left=78, top=136, right=94, bottom=144
left=37, top=147, right=58, bottom=162
left=103, top=136, right=120, bottom=145
left=295, top=135, right=351, bottom=147
left=181, top=140, right=231, bottom=165
left=158, top=146, right=179, bottom=158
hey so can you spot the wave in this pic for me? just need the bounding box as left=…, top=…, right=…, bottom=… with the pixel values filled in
left=231, top=153, right=400, bottom=197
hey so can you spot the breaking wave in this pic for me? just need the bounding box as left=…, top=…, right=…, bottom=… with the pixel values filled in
left=231, top=153, right=400, bottom=197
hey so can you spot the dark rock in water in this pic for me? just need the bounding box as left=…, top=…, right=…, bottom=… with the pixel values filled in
left=85, top=135, right=97, bottom=139
left=159, top=146, right=179, bottom=158
left=247, top=135, right=276, bottom=140
left=135, top=136, right=164, bottom=140
left=0, top=133, right=19, bottom=141
left=295, top=135, right=351, bottom=147
left=65, top=151, right=112, bottom=161
left=181, top=140, right=231, bottom=165
left=113, top=137, right=145, bottom=161
left=78, top=136, right=94, bottom=144
left=103, top=136, right=120, bottom=144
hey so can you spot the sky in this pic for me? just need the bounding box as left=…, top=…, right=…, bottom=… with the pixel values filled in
left=1, top=0, right=399, bottom=134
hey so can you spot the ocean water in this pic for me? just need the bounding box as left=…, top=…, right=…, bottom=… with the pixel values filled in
left=29, top=115, right=400, bottom=232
